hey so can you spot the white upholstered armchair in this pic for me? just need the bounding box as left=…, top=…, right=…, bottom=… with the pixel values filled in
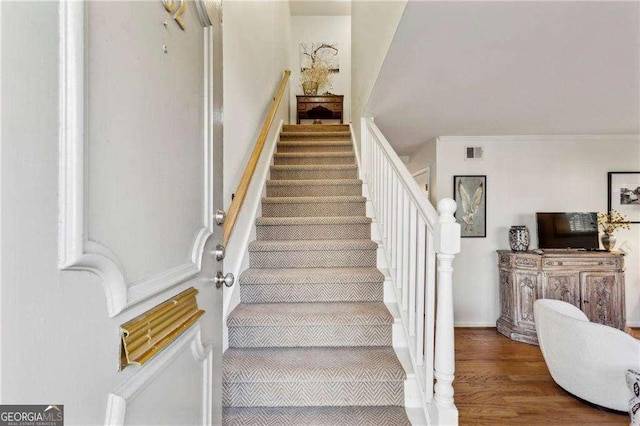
left=534, top=299, right=640, bottom=412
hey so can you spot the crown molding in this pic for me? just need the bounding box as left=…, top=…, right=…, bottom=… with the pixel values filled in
left=436, top=134, right=640, bottom=143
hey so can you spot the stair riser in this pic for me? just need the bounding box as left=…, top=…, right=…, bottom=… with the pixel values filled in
left=228, top=325, right=391, bottom=348
left=277, top=144, right=353, bottom=153
left=223, top=381, right=404, bottom=407
left=273, top=156, right=355, bottom=165
left=270, top=168, right=358, bottom=180
left=266, top=184, right=362, bottom=197
left=280, top=134, right=350, bottom=142
left=239, top=283, right=383, bottom=303
left=250, top=249, right=376, bottom=268
left=262, top=201, right=365, bottom=217
left=257, top=223, right=370, bottom=240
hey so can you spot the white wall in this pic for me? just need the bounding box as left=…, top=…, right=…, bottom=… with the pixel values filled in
left=408, top=136, right=640, bottom=327
left=351, top=1, right=407, bottom=139
left=289, top=16, right=351, bottom=123
left=222, top=0, right=291, bottom=208
left=1, top=1, right=220, bottom=423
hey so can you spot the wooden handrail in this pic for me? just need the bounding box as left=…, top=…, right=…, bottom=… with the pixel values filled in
left=222, top=70, right=291, bottom=245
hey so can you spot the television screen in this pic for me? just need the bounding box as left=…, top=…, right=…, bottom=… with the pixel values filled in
left=536, top=212, right=599, bottom=249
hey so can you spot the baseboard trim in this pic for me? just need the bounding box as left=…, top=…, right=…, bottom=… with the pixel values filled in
left=454, top=322, right=497, bottom=327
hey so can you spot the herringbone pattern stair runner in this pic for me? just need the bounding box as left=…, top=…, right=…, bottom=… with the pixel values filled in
left=223, top=124, right=411, bottom=425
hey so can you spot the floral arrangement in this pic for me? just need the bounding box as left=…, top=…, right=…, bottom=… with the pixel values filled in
left=597, top=209, right=631, bottom=235
left=300, top=61, right=331, bottom=93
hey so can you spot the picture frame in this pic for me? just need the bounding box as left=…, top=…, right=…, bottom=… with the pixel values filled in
left=300, top=42, right=340, bottom=73
left=453, top=175, right=486, bottom=238
left=608, top=171, right=640, bottom=223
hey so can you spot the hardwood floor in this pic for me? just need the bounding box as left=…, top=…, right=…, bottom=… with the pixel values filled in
left=454, top=327, right=637, bottom=425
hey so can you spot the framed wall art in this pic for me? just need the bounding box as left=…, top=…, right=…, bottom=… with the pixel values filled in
left=454, top=175, right=486, bottom=238
left=608, top=171, right=640, bottom=223
left=300, top=42, right=340, bottom=72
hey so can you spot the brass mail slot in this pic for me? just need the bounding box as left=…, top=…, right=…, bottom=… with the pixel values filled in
left=119, top=287, right=205, bottom=370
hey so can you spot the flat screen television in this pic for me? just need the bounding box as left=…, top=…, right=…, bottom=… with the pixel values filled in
left=536, top=212, right=599, bottom=249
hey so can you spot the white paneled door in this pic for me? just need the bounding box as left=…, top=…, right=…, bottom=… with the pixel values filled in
left=0, top=1, right=224, bottom=425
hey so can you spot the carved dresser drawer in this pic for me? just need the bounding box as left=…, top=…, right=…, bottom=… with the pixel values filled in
left=542, top=256, right=623, bottom=271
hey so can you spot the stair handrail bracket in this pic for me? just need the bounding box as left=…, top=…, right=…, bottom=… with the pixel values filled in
left=360, top=117, right=461, bottom=425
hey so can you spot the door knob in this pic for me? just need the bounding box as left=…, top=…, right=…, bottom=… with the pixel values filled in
left=213, top=270, right=234, bottom=289
left=214, top=209, right=226, bottom=226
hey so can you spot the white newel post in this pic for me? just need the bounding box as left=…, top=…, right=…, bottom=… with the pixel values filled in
left=432, top=198, right=461, bottom=425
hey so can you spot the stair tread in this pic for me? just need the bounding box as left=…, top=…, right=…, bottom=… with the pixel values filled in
left=278, top=141, right=352, bottom=146
left=256, top=216, right=372, bottom=226
left=274, top=152, right=355, bottom=158
left=283, top=124, right=349, bottom=131
left=228, top=302, right=393, bottom=327
left=249, top=239, right=377, bottom=252
left=223, top=406, right=411, bottom=425
left=223, top=346, right=405, bottom=383
left=262, top=195, right=365, bottom=204
left=239, top=267, right=385, bottom=285
left=281, top=131, right=351, bottom=137
left=266, top=179, right=362, bottom=186
left=270, top=164, right=358, bottom=170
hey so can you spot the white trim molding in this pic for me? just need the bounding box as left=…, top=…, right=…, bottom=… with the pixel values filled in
left=437, top=134, right=640, bottom=143
left=58, top=2, right=214, bottom=317
left=104, top=324, right=212, bottom=426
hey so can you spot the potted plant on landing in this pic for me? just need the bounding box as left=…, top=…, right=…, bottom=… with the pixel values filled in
left=597, top=209, right=630, bottom=250
left=300, top=61, right=330, bottom=95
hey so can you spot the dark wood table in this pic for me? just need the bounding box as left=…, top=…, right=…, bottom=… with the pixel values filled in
left=296, top=95, right=343, bottom=124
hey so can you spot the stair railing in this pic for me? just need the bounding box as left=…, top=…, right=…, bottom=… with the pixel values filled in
left=222, top=69, right=291, bottom=246
left=360, top=118, right=461, bottom=425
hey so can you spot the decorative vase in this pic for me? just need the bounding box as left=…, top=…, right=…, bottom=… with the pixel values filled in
left=509, top=226, right=530, bottom=252
left=601, top=233, right=616, bottom=251
left=302, top=81, right=318, bottom=95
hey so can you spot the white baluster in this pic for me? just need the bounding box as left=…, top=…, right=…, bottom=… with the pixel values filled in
left=431, top=198, right=460, bottom=425
left=376, top=145, right=382, bottom=219
left=373, top=144, right=379, bottom=206
left=415, top=216, right=426, bottom=366
left=408, top=205, right=417, bottom=335
left=382, top=162, right=388, bottom=240
left=367, top=128, right=372, bottom=183
left=390, top=177, right=397, bottom=269
left=379, top=157, right=385, bottom=237
left=360, top=119, right=365, bottom=179
left=401, top=190, right=410, bottom=311
left=395, top=189, right=404, bottom=289
left=424, top=227, right=436, bottom=397
left=385, top=165, right=392, bottom=250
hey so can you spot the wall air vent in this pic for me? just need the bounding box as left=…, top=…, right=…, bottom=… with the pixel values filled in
left=465, top=146, right=483, bottom=160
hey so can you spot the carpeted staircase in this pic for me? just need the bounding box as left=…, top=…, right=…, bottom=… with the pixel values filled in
left=223, top=124, right=411, bottom=425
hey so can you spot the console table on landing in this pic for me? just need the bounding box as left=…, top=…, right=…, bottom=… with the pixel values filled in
left=296, top=95, right=343, bottom=124
left=496, top=250, right=625, bottom=345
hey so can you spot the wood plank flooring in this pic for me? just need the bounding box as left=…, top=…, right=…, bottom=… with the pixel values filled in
left=455, top=327, right=637, bottom=425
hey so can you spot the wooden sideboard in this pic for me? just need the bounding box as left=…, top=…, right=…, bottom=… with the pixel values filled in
left=496, top=250, right=625, bottom=345
left=296, top=95, right=343, bottom=124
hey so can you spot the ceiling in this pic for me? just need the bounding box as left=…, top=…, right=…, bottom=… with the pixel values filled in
left=289, top=0, right=351, bottom=16
left=366, top=1, right=640, bottom=155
